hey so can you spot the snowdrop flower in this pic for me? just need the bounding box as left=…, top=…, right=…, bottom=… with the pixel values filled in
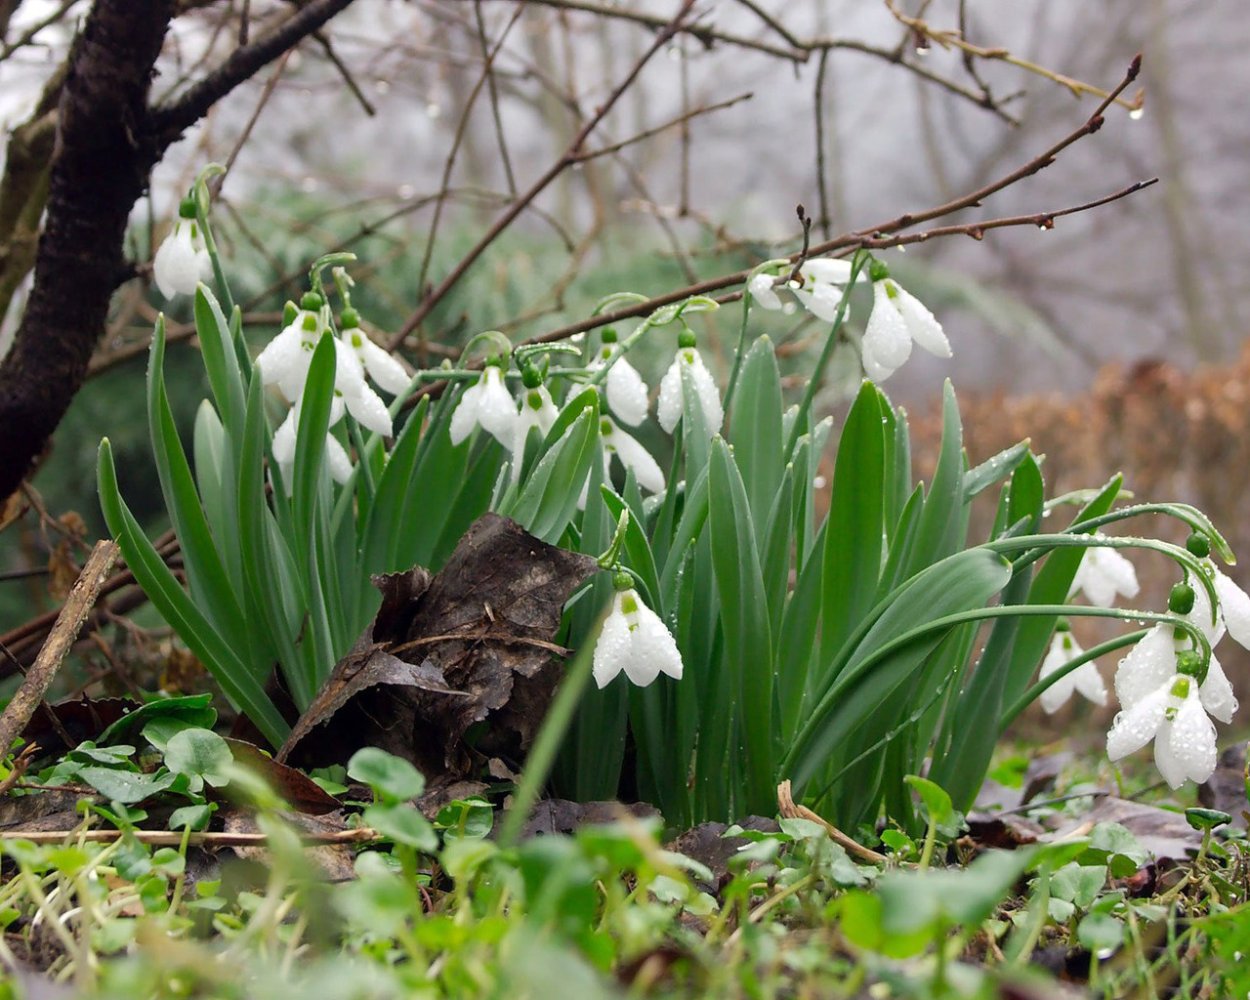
left=338, top=309, right=411, bottom=397
left=657, top=331, right=723, bottom=436
left=1118, top=578, right=1237, bottom=723
left=749, top=259, right=858, bottom=321
left=509, top=374, right=559, bottom=484
left=332, top=337, right=393, bottom=438
left=590, top=329, right=650, bottom=427
left=1068, top=540, right=1141, bottom=608
left=1107, top=653, right=1217, bottom=789
left=1039, top=623, right=1107, bottom=714
left=271, top=397, right=354, bottom=486
left=600, top=416, right=664, bottom=494
left=747, top=272, right=785, bottom=312
left=449, top=363, right=518, bottom=448
left=152, top=200, right=212, bottom=299
left=256, top=294, right=328, bottom=403
left=861, top=263, right=950, bottom=382
left=592, top=579, right=683, bottom=688
left=793, top=258, right=857, bottom=323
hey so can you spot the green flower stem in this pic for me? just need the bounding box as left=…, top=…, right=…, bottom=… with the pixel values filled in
left=1000, top=628, right=1149, bottom=727
left=987, top=533, right=1218, bottom=628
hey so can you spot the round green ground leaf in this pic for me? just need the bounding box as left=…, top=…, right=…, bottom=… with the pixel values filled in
left=165, top=728, right=233, bottom=790
left=348, top=748, right=426, bottom=803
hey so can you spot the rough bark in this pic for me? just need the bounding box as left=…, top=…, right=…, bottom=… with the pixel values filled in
left=0, top=0, right=172, bottom=499
left=0, top=0, right=359, bottom=501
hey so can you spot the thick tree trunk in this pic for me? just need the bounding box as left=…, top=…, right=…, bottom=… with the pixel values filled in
left=0, top=0, right=172, bottom=500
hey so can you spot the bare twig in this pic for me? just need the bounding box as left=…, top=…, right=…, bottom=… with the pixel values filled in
left=778, top=780, right=887, bottom=864
left=208, top=49, right=293, bottom=199
left=149, top=0, right=361, bottom=145
left=0, top=540, right=117, bottom=760
left=0, top=826, right=380, bottom=846
left=389, top=0, right=700, bottom=350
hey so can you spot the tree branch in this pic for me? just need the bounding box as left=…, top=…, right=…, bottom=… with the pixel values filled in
left=148, top=0, right=359, bottom=145
left=0, top=0, right=174, bottom=501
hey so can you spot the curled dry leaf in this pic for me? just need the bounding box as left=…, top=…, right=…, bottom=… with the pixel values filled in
left=280, top=514, right=598, bottom=788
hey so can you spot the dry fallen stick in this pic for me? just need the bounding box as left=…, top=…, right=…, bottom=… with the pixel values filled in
left=777, top=779, right=889, bottom=865
left=0, top=539, right=118, bottom=761
left=0, top=827, right=380, bottom=847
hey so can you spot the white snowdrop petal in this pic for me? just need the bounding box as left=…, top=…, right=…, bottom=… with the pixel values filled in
left=894, top=286, right=951, bottom=359
left=1038, top=634, right=1078, bottom=714
left=863, top=284, right=913, bottom=370
left=689, top=354, right=724, bottom=433
left=359, top=338, right=412, bottom=395
left=449, top=383, right=483, bottom=445
left=1106, top=687, right=1170, bottom=760
left=1157, top=692, right=1217, bottom=787
left=153, top=225, right=206, bottom=299
left=1072, top=660, right=1109, bottom=707
left=1113, top=626, right=1177, bottom=708
left=631, top=603, right=683, bottom=681
left=606, top=358, right=650, bottom=426
left=272, top=410, right=297, bottom=465
left=474, top=368, right=516, bottom=433
left=324, top=434, right=354, bottom=484
left=344, top=383, right=394, bottom=437
left=1199, top=651, right=1238, bottom=724
left=1212, top=567, right=1250, bottom=650
left=794, top=286, right=843, bottom=324
left=800, top=258, right=855, bottom=286
left=656, top=359, right=683, bottom=434
left=592, top=602, right=632, bottom=688
left=748, top=273, right=783, bottom=311
left=860, top=339, right=898, bottom=383
left=255, top=326, right=302, bottom=388
left=1093, top=547, right=1140, bottom=601
left=607, top=423, right=665, bottom=495
left=1187, top=576, right=1225, bottom=646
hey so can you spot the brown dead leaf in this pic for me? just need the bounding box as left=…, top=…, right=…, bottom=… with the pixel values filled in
left=280, top=513, right=598, bottom=785
left=1048, top=796, right=1201, bottom=864
left=223, top=738, right=342, bottom=816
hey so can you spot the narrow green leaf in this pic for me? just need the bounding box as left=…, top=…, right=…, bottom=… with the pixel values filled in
left=819, top=382, right=885, bottom=670
left=729, top=336, right=784, bottom=533
left=709, top=439, right=774, bottom=814
left=98, top=440, right=288, bottom=747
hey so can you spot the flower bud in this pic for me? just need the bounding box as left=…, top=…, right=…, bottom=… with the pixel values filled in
left=1169, top=582, right=1196, bottom=615
left=1185, top=532, right=1211, bottom=559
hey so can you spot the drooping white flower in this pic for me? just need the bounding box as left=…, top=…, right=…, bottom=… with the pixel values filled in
left=333, top=340, right=393, bottom=438
left=601, top=416, right=664, bottom=494
left=589, top=332, right=650, bottom=427
left=508, top=383, right=560, bottom=484
left=1107, top=670, right=1217, bottom=789
left=861, top=274, right=950, bottom=382
left=657, top=336, right=723, bottom=436
left=1114, top=622, right=1237, bottom=726
left=449, top=365, right=517, bottom=447
left=1068, top=540, right=1140, bottom=608
left=1195, top=558, right=1250, bottom=650
left=592, top=586, right=684, bottom=688
left=748, top=272, right=784, bottom=312
left=339, top=316, right=411, bottom=397
left=271, top=397, right=354, bottom=486
left=793, top=258, right=857, bottom=323
left=256, top=300, right=327, bottom=403
left=1039, top=626, right=1107, bottom=714
left=153, top=206, right=212, bottom=300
